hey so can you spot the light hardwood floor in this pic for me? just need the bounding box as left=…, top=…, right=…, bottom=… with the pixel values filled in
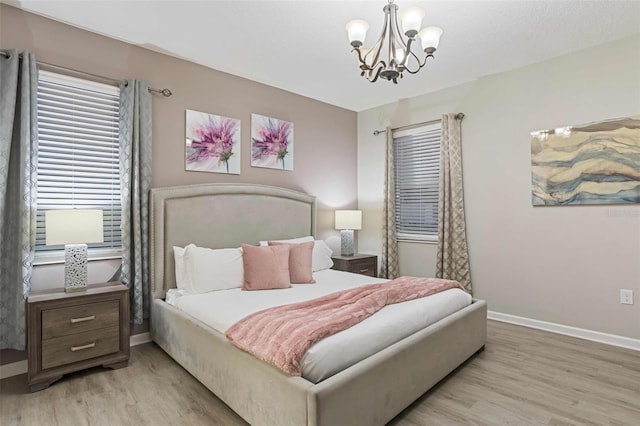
left=1, top=320, right=638, bottom=425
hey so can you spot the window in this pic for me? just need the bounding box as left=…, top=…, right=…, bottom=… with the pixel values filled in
left=393, top=122, right=441, bottom=242
left=35, top=71, right=122, bottom=263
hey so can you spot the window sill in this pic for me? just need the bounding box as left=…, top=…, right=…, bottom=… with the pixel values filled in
left=34, top=249, right=122, bottom=266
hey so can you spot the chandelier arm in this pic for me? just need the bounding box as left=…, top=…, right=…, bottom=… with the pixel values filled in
left=368, top=38, right=386, bottom=71
left=403, top=53, right=433, bottom=74
left=370, top=44, right=383, bottom=69
left=372, top=3, right=392, bottom=69
left=366, top=64, right=385, bottom=83
left=400, top=38, right=416, bottom=68
left=353, top=48, right=373, bottom=71
left=387, top=6, right=396, bottom=68
left=392, top=7, right=411, bottom=68
left=353, top=46, right=392, bottom=75
left=404, top=47, right=424, bottom=72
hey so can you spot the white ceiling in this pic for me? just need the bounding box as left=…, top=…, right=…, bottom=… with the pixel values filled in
left=6, top=0, right=640, bottom=112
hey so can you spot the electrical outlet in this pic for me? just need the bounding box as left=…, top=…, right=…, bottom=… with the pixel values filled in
left=620, top=289, right=634, bottom=305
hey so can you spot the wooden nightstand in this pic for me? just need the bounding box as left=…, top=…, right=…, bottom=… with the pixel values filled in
left=27, top=282, right=130, bottom=392
left=331, top=254, right=378, bottom=277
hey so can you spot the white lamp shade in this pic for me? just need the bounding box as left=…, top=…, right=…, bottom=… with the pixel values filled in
left=400, top=6, right=425, bottom=36
left=335, top=210, right=362, bottom=230
left=45, top=209, right=104, bottom=245
left=419, top=26, right=443, bottom=51
left=361, top=47, right=376, bottom=66
left=346, top=20, right=369, bottom=45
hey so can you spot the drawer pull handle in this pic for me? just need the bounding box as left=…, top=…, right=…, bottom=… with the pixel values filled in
left=70, top=315, right=95, bottom=324
left=359, top=269, right=369, bottom=273
left=70, top=342, right=96, bottom=352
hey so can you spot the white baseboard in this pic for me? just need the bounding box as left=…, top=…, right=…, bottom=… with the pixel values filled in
left=0, top=360, right=28, bottom=380
left=0, top=332, right=153, bottom=380
left=130, top=332, right=151, bottom=346
left=488, top=311, right=640, bottom=351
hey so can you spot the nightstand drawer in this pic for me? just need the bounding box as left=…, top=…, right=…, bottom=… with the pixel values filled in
left=42, top=327, right=120, bottom=369
left=42, top=300, right=119, bottom=339
left=348, top=259, right=376, bottom=277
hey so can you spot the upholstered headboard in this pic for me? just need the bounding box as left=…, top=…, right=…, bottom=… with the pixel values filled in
left=149, top=183, right=316, bottom=299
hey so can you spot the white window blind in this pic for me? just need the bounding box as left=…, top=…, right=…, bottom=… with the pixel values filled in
left=35, top=70, right=122, bottom=261
left=393, top=122, right=441, bottom=241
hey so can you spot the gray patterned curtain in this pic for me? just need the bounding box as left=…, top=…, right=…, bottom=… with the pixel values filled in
left=0, top=50, right=38, bottom=350
left=436, top=113, right=471, bottom=293
left=381, top=127, right=399, bottom=279
left=118, top=80, right=152, bottom=324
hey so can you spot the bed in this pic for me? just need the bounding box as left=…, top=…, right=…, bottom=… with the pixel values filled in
left=149, top=183, right=487, bottom=426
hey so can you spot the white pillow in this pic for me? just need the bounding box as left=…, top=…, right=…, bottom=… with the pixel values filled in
left=180, top=244, right=244, bottom=293
left=173, top=246, right=186, bottom=287
left=259, top=236, right=333, bottom=272
left=311, top=240, right=334, bottom=271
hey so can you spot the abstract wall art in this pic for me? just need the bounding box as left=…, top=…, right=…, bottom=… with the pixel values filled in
left=531, top=116, right=640, bottom=206
left=186, top=109, right=241, bottom=174
left=251, top=113, right=294, bottom=171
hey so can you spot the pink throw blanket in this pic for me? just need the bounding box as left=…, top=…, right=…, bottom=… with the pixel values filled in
left=225, top=276, right=464, bottom=376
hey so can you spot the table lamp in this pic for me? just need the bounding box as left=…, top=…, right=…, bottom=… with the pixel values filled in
left=335, top=210, right=362, bottom=256
left=45, top=209, right=104, bottom=292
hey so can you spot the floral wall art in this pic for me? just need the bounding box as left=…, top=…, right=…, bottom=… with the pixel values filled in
left=531, top=116, right=640, bottom=205
left=251, top=114, right=294, bottom=171
left=186, top=109, right=241, bottom=174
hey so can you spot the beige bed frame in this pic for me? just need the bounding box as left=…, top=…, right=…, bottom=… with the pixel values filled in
left=149, top=183, right=487, bottom=426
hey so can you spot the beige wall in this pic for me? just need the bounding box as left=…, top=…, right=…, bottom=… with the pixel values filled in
left=358, top=35, right=640, bottom=339
left=1, top=4, right=358, bottom=292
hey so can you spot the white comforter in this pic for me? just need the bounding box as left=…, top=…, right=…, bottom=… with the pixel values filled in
left=166, top=269, right=471, bottom=383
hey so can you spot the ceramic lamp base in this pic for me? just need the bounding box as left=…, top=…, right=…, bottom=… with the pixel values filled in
left=340, top=229, right=355, bottom=256
left=64, top=243, right=88, bottom=292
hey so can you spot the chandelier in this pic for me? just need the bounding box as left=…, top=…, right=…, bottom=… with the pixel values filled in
left=346, top=0, right=443, bottom=83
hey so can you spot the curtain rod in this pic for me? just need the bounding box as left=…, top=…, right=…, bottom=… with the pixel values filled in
left=373, top=113, right=465, bottom=136
left=0, top=50, right=172, bottom=97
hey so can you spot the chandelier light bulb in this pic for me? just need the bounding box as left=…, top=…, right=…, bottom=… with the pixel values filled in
left=400, top=6, right=425, bottom=37
left=346, top=20, right=370, bottom=47
left=419, top=26, right=443, bottom=53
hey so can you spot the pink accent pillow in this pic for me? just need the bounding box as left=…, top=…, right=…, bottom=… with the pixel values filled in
left=268, top=241, right=316, bottom=284
left=241, top=244, right=291, bottom=291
